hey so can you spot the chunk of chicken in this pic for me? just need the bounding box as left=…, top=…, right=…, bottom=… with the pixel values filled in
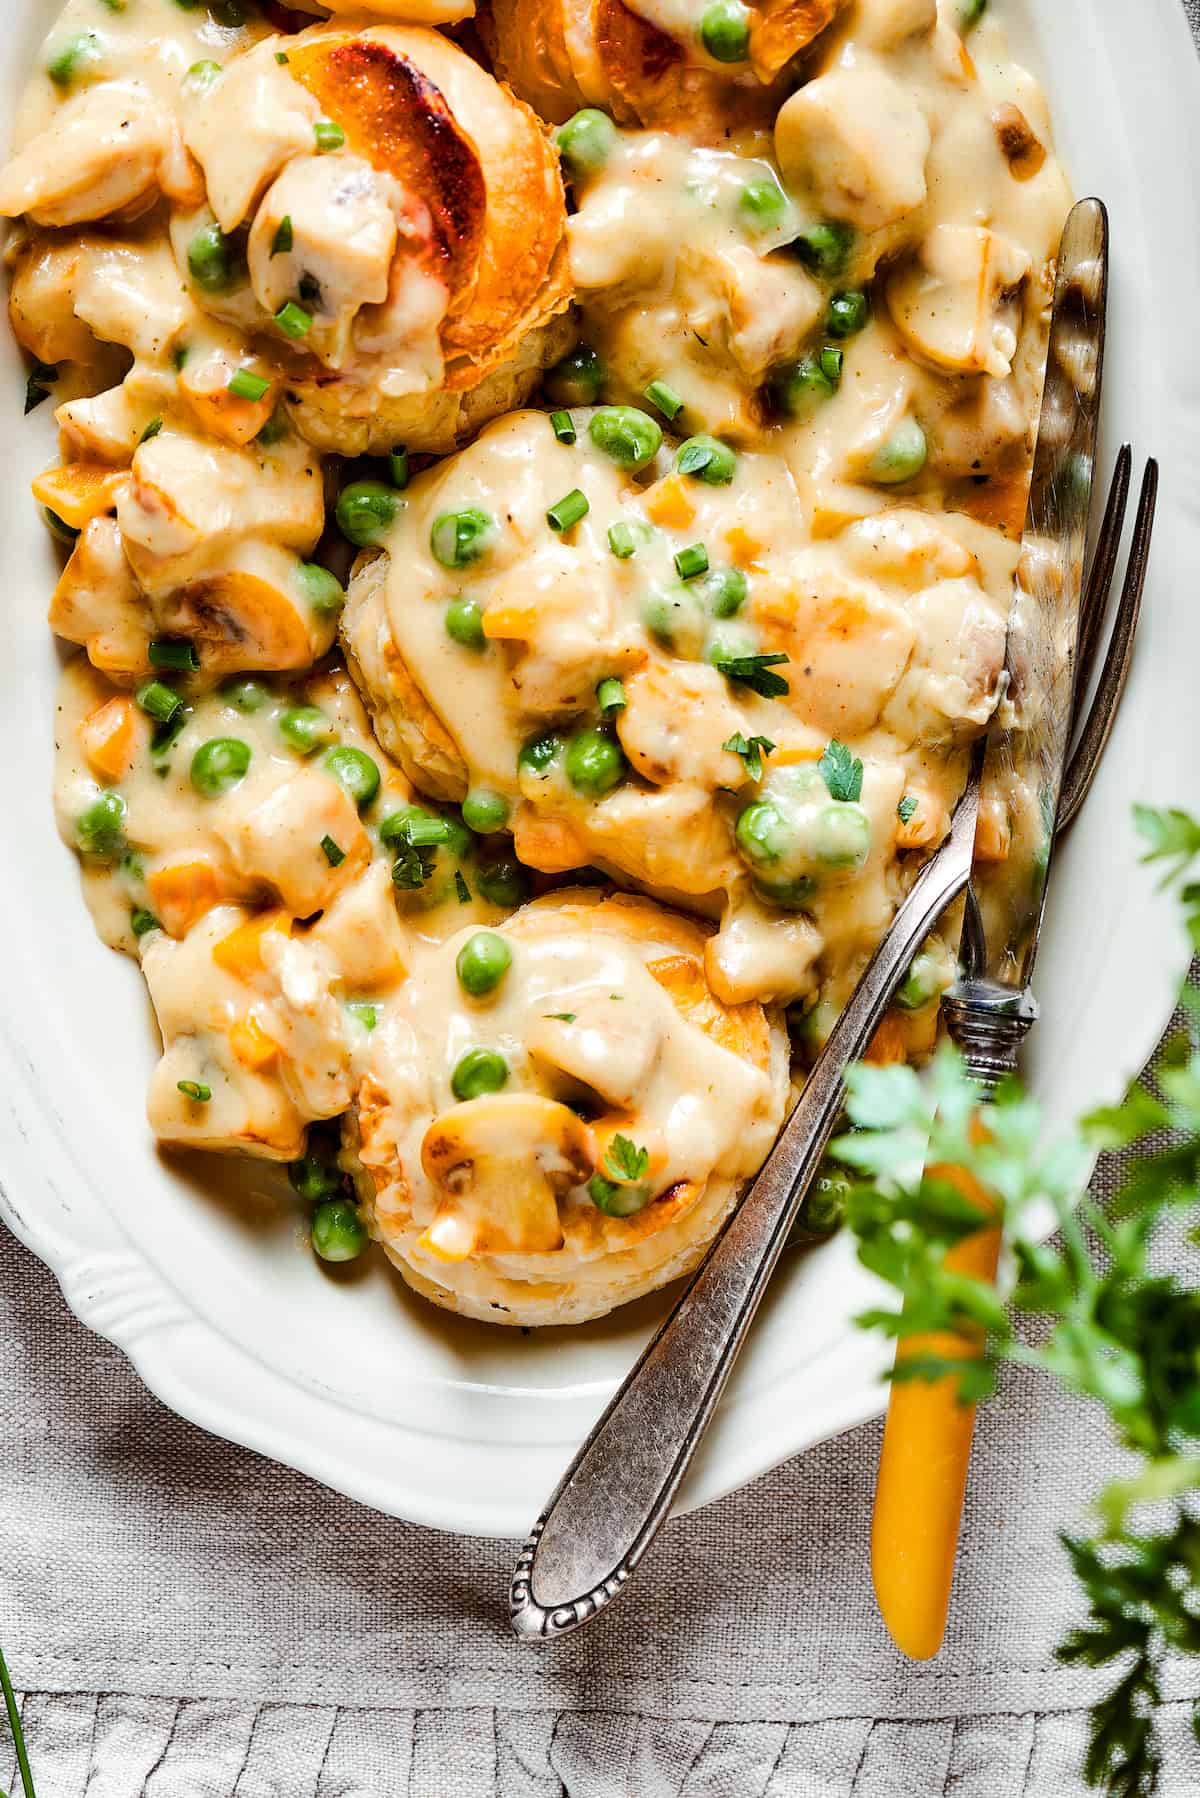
left=7, top=236, right=97, bottom=365
left=705, top=894, right=824, bottom=1007
left=214, top=767, right=371, bottom=918
left=882, top=577, right=1007, bottom=746
left=117, top=433, right=324, bottom=594
left=759, top=561, right=916, bottom=737
left=248, top=154, right=402, bottom=368
left=307, top=860, right=410, bottom=992
left=854, top=0, right=936, bottom=48
left=616, top=661, right=750, bottom=792
left=774, top=59, right=931, bottom=233
left=71, top=234, right=196, bottom=363
left=182, top=42, right=320, bottom=233
left=888, top=225, right=1032, bottom=377
left=0, top=81, right=179, bottom=228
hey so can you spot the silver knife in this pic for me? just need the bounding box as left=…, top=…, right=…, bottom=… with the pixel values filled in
left=509, top=199, right=1108, bottom=1644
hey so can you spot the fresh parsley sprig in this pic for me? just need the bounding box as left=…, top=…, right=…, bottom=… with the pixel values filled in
left=835, top=804, right=1200, bottom=1798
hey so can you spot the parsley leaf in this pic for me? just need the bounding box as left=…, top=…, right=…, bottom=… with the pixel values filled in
left=722, top=732, right=775, bottom=782
left=391, top=839, right=435, bottom=889
left=819, top=739, right=863, bottom=803
left=544, top=1012, right=577, bottom=1023
left=604, top=1134, right=650, bottom=1183
left=711, top=651, right=790, bottom=698
left=454, top=868, right=471, bottom=904
left=898, top=794, right=918, bottom=825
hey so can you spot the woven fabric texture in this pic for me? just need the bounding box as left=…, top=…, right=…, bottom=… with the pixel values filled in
left=0, top=4, right=1198, bottom=1792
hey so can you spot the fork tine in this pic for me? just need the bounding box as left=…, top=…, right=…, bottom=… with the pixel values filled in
left=1058, top=457, right=1158, bottom=833
left=1074, top=443, right=1132, bottom=710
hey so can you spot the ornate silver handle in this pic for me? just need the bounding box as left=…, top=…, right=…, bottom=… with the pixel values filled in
left=509, top=780, right=981, bottom=1642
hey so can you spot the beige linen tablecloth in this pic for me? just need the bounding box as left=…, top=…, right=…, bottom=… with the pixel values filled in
left=2, top=6, right=1199, bottom=1789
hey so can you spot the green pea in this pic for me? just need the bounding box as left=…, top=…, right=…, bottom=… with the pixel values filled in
left=190, top=737, right=250, bottom=796
left=311, top=1198, right=369, bottom=1263
left=588, top=406, right=662, bottom=472
left=868, top=418, right=927, bottom=485
left=544, top=343, right=605, bottom=407
left=322, top=745, right=381, bottom=810
left=450, top=1048, right=510, bottom=1102
left=557, top=108, right=616, bottom=179
left=705, top=565, right=748, bottom=618
left=462, top=788, right=510, bottom=834
left=565, top=728, right=626, bottom=798
left=476, top=854, right=530, bottom=909
left=738, top=176, right=787, bottom=234
left=75, top=790, right=126, bottom=858
left=827, top=290, right=869, bottom=338
left=959, top=0, right=987, bottom=29
left=336, top=480, right=400, bottom=548
left=588, top=1173, right=650, bottom=1217
left=289, top=1142, right=341, bottom=1202
left=518, top=733, right=565, bottom=781
left=222, top=677, right=270, bottom=713
left=795, top=1168, right=851, bottom=1236
left=897, top=950, right=948, bottom=1011
left=431, top=507, right=496, bottom=569
left=42, top=507, right=79, bottom=545
left=296, top=562, right=344, bottom=616
left=753, top=873, right=816, bottom=910
left=643, top=587, right=706, bottom=657
left=811, top=803, right=871, bottom=869
left=794, top=220, right=855, bottom=278
left=278, top=706, right=334, bottom=756
left=47, top=31, right=102, bottom=90
left=699, top=0, right=750, bottom=61
left=186, top=221, right=241, bottom=294
left=735, top=800, right=792, bottom=869
left=456, top=930, right=512, bottom=997
left=442, top=816, right=473, bottom=861
left=184, top=59, right=222, bottom=91
left=676, top=434, right=737, bottom=484
left=775, top=352, right=838, bottom=418
left=445, top=595, right=486, bottom=650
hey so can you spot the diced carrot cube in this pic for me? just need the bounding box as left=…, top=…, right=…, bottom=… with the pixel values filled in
left=32, top=463, right=129, bottom=529
left=644, top=475, right=696, bottom=531
left=147, top=860, right=223, bottom=938
left=79, top=696, right=139, bottom=782
left=212, top=909, right=291, bottom=979
left=724, top=524, right=766, bottom=568
left=228, top=1013, right=280, bottom=1071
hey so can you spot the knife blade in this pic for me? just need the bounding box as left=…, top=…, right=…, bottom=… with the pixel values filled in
left=870, top=196, right=1109, bottom=1661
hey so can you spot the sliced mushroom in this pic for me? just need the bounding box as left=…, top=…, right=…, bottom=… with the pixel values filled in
left=888, top=224, right=1032, bottom=378
left=419, top=1093, right=591, bottom=1258
left=526, top=995, right=661, bottom=1111
left=154, top=543, right=335, bottom=674
left=0, top=81, right=176, bottom=228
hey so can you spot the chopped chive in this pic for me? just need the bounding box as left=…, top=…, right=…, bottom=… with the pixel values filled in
left=139, top=416, right=164, bottom=443
left=130, top=907, right=160, bottom=937
left=819, top=346, right=843, bottom=385
left=314, top=120, right=345, bottom=152
left=171, top=344, right=189, bottom=371
left=898, top=794, right=919, bottom=825
left=454, top=868, right=472, bottom=904
left=403, top=814, right=452, bottom=847
left=608, top=521, right=637, bottom=559
left=177, top=1079, right=212, bottom=1103
left=270, top=215, right=293, bottom=258
left=320, top=834, right=346, bottom=867
left=643, top=378, right=684, bottom=421
left=274, top=301, right=312, bottom=338
left=596, top=676, right=626, bottom=712
left=228, top=368, right=270, bottom=402
left=545, top=1011, right=577, bottom=1023
left=389, top=445, right=409, bottom=488
left=136, top=680, right=182, bottom=724
left=550, top=409, right=576, bottom=444
left=675, top=542, right=710, bottom=580
left=346, top=999, right=377, bottom=1030
left=711, top=650, right=790, bottom=698
left=149, top=638, right=199, bottom=672
left=547, top=488, right=589, bottom=533
left=275, top=49, right=289, bottom=63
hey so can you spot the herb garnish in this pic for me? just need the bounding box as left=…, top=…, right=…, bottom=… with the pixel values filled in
left=604, top=1135, right=650, bottom=1183
left=711, top=651, right=790, bottom=699
left=897, top=795, right=918, bottom=826
left=819, top=739, right=863, bottom=803
left=723, top=733, right=775, bottom=782
left=835, top=804, right=1200, bottom=1798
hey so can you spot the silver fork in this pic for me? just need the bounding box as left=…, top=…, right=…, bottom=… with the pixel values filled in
left=508, top=450, right=1158, bottom=1644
